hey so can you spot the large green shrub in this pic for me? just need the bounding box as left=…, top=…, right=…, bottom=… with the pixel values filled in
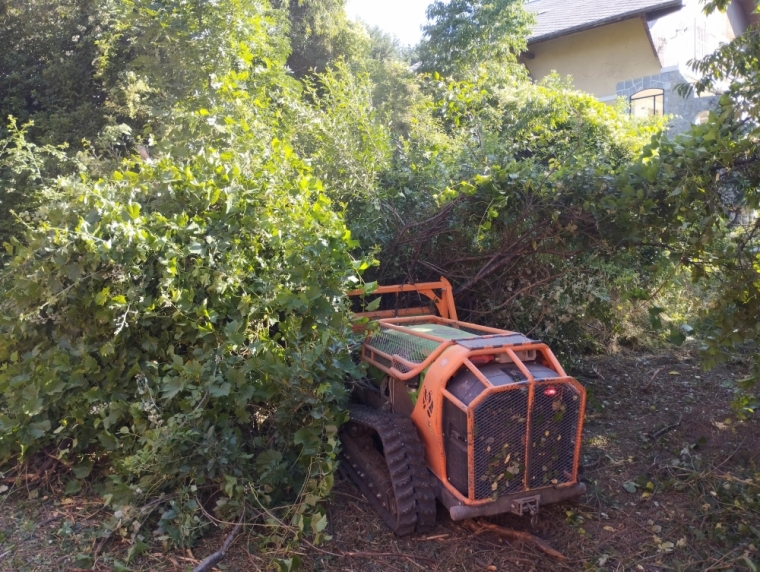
left=336, top=72, right=670, bottom=355
left=0, top=0, right=366, bottom=546
left=0, top=104, right=360, bottom=545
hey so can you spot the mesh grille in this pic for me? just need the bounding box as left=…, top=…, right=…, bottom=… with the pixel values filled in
left=366, top=325, right=441, bottom=365
left=472, top=386, right=529, bottom=500
left=527, top=381, right=582, bottom=489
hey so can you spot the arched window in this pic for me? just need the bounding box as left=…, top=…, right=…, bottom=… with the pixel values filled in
left=694, top=110, right=710, bottom=125
left=630, top=88, right=664, bottom=118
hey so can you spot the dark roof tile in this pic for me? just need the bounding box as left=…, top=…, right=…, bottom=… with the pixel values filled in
left=526, top=0, right=683, bottom=43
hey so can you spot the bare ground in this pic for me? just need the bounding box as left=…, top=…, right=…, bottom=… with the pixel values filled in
left=1, top=348, right=759, bottom=572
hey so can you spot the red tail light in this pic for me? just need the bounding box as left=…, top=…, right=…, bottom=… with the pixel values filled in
left=544, top=387, right=558, bottom=396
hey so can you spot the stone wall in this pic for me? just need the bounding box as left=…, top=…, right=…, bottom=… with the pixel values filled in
left=615, top=69, right=718, bottom=134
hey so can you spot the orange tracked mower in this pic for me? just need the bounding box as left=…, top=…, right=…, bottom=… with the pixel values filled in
left=341, top=278, right=587, bottom=535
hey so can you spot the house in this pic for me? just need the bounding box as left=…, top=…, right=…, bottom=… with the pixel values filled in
left=522, top=0, right=760, bottom=132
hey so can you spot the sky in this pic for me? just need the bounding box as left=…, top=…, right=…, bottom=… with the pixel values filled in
left=345, top=0, right=431, bottom=47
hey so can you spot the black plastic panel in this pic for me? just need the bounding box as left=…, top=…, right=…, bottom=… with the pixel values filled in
left=443, top=397, right=469, bottom=496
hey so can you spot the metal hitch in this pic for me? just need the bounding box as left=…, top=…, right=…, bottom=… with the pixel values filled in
left=510, top=495, right=540, bottom=517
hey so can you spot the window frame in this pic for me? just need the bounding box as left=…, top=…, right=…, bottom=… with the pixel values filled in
left=630, top=88, right=665, bottom=118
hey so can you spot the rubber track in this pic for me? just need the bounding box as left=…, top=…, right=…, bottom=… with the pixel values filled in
left=342, top=405, right=437, bottom=536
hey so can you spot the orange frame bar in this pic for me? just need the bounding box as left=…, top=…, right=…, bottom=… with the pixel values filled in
left=348, top=277, right=459, bottom=320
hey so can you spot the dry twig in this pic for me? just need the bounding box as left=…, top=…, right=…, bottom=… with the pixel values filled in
left=192, top=513, right=244, bottom=572
left=646, top=414, right=683, bottom=440
left=463, top=519, right=567, bottom=560
left=642, top=367, right=665, bottom=392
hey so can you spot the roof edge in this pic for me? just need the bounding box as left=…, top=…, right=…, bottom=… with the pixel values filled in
left=527, top=0, right=683, bottom=45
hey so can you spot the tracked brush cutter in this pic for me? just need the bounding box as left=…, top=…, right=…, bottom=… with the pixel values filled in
left=341, top=278, right=587, bottom=535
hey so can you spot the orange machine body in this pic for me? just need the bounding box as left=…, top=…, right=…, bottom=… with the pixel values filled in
left=349, top=279, right=587, bottom=518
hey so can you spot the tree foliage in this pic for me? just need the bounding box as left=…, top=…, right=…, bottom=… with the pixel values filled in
left=0, top=0, right=109, bottom=144
left=346, top=73, right=667, bottom=355
left=273, top=0, right=368, bottom=77
left=2, top=0, right=760, bottom=558
left=614, top=0, right=760, bottom=410
left=0, top=0, right=365, bottom=551
left=417, top=0, right=534, bottom=77
left=0, top=118, right=82, bottom=250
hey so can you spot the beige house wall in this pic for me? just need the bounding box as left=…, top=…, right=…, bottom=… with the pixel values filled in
left=524, top=19, right=662, bottom=99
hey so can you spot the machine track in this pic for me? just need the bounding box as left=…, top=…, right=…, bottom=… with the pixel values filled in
left=340, top=405, right=437, bottom=536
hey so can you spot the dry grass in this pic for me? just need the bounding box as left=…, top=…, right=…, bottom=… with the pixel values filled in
left=1, top=348, right=758, bottom=572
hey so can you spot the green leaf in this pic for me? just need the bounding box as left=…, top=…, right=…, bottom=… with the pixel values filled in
left=95, top=287, right=110, bottom=306
left=97, top=431, right=118, bottom=451
left=365, top=297, right=381, bottom=312
left=274, top=556, right=302, bottom=572
left=72, top=554, right=93, bottom=569
left=208, top=382, right=231, bottom=397
left=648, top=306, right=665, bottom=331
left=111, top=561, right=132, bottom=572
left=668, top=328, right=687, bottom=346
left=126, top=539, right=149, bottom=563
left=623, top=482, right=638, bottom=493
left=28, top=419, right=51, bottom=438
left=126, top=203, right=141, bottom=220
left=73, top=460, right=94, bottom=479
left=161, top=377, right=185, bottom=400
left=65, top=479, right=82, bottom=494
left=311, top=512, right=328, bottom=534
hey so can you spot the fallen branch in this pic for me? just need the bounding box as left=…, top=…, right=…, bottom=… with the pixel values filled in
left=647, top=414, right=684, bottom=441
left=642, top=367, right=665, bottom=392
left=38, top=514, right=63, bottom=527
left=580, top=455, right=602, bottom=471
left=192, top=514, right=243, bottom=572
left=463, top=519, right=567, bottom=561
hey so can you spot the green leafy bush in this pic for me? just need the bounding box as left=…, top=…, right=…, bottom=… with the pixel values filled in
left=0, top=117, right=81, bottom=249
left=0, top=102, right=360, bottom=546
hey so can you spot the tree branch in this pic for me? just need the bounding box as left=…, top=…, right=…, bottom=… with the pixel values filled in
left=192, top=513, right=244, bottom=572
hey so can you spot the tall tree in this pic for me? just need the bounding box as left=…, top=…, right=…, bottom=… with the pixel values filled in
left=0, top=0, right=109, bottom=144
left=273, top=0, right=366, bottom=76
left=417, top=0, right=534, bottom=78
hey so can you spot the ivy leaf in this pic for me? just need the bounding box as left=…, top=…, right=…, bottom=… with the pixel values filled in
left=126, top=539, right=149, bottom=563
left=73, top=460, right=94, bottom=479
left=208, top=382, right=231, bottom=397
left=161, top=377, right=184, bottom=400
left=311, top=512, right=328, bottom=534
left=95, top=287, right=110, bottom=306
left=27, top=419, right=51, bottom=438
left=668, top=328, right=687, bottom=346
left=125, top=203, right=141, bottom=220
left=274, top=556, right=302, bottom=572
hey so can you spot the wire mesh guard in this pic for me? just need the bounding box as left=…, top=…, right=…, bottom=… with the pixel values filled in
left=363, top=317, right=503, bottom=374
left=364, top=325, right=441, bottom=373
left=472, top=386, right=530, bottom=500
left=471, top=380, right=582, bottom=500
left=528, top=380, right=582, bottom=488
